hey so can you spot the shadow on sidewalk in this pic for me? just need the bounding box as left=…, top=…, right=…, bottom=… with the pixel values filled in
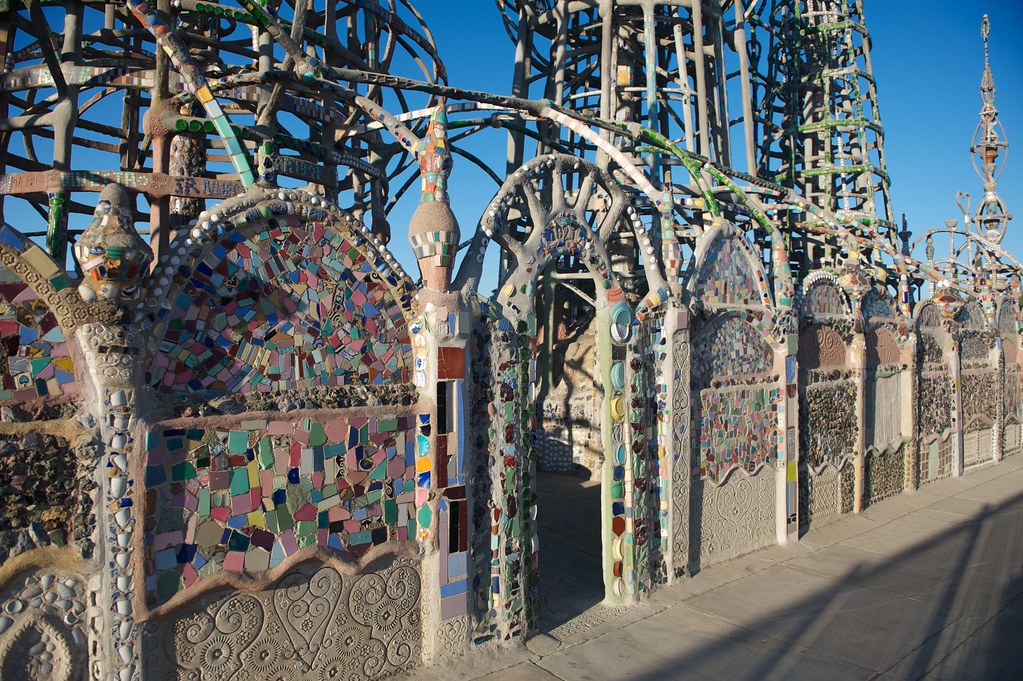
left=614, top=488, right=1023, bottom=681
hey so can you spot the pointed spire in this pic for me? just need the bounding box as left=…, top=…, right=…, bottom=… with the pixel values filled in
left=971, top=14, right=1012, bottom=244
left=408, top=100, right=460, bottom=292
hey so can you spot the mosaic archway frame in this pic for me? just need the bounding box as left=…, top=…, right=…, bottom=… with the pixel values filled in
left=861, top=287, right=912, bottom=506
left=136, top=189, right=426, bottom=680
left=685, top=226, right=783, bottom=569
left=475, top=153, right=665, bottom=630
left=957, top=300, right=998, bottom=470
left=914, top=301, right=956, bottom=484
left=796, top=276, right=855, bottom=532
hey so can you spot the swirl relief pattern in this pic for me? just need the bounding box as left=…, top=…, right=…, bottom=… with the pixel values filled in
left=693, top=469, right=774, bottom=567
left=149, top=559, right=421, bottom=681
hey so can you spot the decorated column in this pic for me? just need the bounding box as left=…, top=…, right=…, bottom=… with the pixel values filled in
left=658, top=306, right=690, bottom=581
left=407, top=101, right=483, bottom=656
left=773, top=236, right=798, bottom=540
left=73, top=184, right=153, bottom=681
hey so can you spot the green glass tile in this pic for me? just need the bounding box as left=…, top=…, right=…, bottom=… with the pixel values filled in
left=228, top=431, right=248, bottom=454
left=230, top=468, right=249, bottom=495
left=257, top=437, right=274, bottom=469
left=171, top=462, right=197, bottom=481
left=383, top=499, right=397, bottom=525
left=308, top=422, right=327, bottom=447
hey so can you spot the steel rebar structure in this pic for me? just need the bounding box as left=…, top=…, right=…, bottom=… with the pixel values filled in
left=750, top=0, right=894, bottom=269
left=0, top=0, right=445, bottom=264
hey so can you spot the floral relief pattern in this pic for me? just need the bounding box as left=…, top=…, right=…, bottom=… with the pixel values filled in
left=693, top=468, right=774, bottom=568
left=799, top=466, right=841, bottom=532
left=149, top=559, right=421, bottom=681
left=0, top=571, right=88, bottom=681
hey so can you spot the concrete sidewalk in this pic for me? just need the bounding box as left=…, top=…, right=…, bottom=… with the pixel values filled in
left=402, top=456, right=1023, bottom=681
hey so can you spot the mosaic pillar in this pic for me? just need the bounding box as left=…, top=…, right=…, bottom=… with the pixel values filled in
left=774, top=239, right=798, bottom=540
left=167, top=108, right=207, bottom=230
left=78, top=323, right=145, bottom=681
left=417, top=299, right=477, bottom=657
left=949, top=343, right=964, bottom=477
left=72, top=184, right=153, bottom=681
left=776, top=330, right=799, bottom=542
left=479, top=322, right=535, bottom=641
left=603, top=299, right=636, bottom=604
left=626, top=318, right=658, bottom=593
left=994, top=338, right=1004, bottom=462
left=904, top=333, right=920, bottom=490
left=851, top=334, right=867, bottom=513
left=660, top=307, right=690, bottom=581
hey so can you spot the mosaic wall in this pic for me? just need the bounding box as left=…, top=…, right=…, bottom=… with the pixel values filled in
left=694, top=385, right=780, bottom=481
left=962, top=371, right=998, bottom=425
left=920, top=332, right=945, bottom=365
left=863, top=444, right=905, bottom=507
left=144, top=416, right=417, bottom=604
left=961, top=331, right=993, bottom=363
left=0, top=432, right=94, bottom=563
left=145, top=557, right=422, bottom=681
left=799, top=382, right=857, bottom=469
left=695, top=237, right=763, bottom=307
left=918, top=374, right=953, bottom=437
left=840, top=463, right=855, bottom=515
left=152, top=219, right=412, bottom=394
left=801, top=279, right=847, bottom=316
left=693, top=315, right=773, bottom=388
left=0, top=263, right=78, bottom=402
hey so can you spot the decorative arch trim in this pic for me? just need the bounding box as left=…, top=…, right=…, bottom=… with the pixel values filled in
left=687, top=225, right=774, bottom=309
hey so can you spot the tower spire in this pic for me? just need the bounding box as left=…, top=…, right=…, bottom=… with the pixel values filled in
left=971, top=14, right=1012, bottom=244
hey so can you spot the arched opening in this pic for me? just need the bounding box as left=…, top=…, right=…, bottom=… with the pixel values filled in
left=532, top=256, right=607, bottom=632
left=478, top=153, right=646, bottom=632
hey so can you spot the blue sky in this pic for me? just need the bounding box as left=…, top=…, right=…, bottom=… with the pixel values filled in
left=382, top=1, right=1023, bottom=294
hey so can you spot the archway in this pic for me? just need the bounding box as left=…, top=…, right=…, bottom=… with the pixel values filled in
left=685, top=228, right=780, bottom=569
left=796, top=277, right=855, bottom=533
left=477, top=153, right=655, bottom=633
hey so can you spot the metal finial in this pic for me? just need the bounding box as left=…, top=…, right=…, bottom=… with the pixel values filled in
left=970, top=13, right=1011, bottom=244
left=980, top=14, right=995, bottom=107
